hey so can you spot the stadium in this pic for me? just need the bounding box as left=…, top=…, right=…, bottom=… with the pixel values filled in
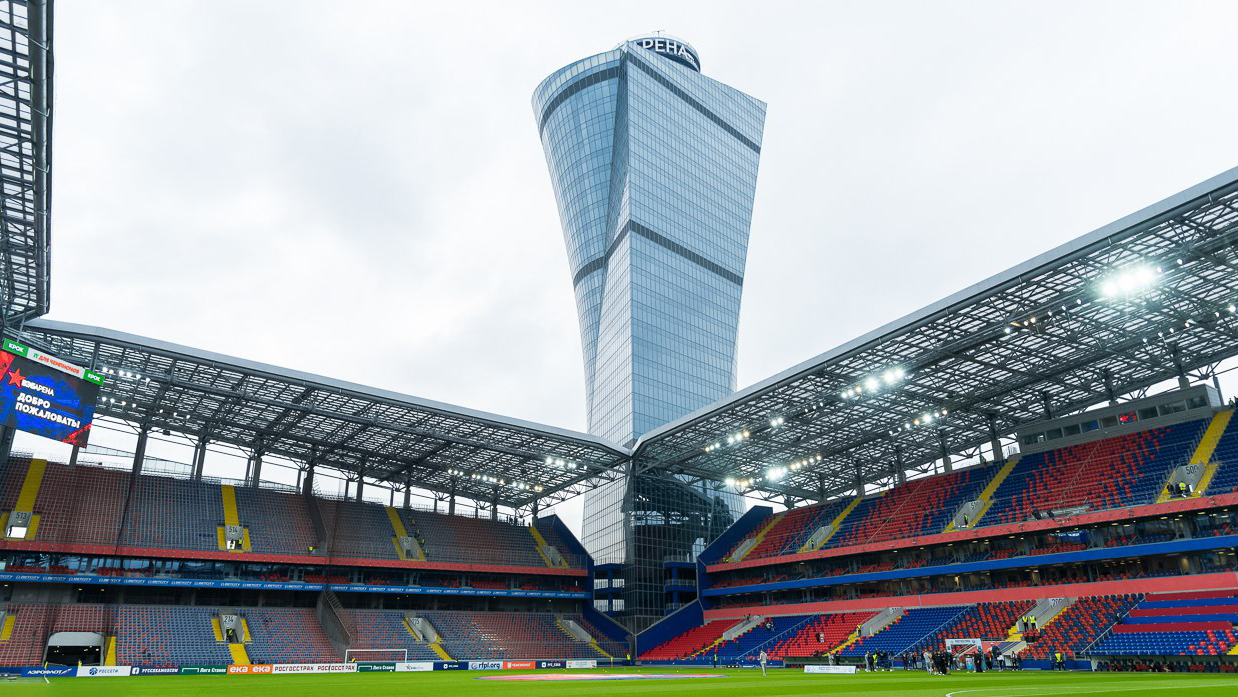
left=2, top=2, right=1238, bottom=695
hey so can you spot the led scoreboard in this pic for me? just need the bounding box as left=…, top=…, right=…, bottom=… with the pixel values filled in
left=0, top=339, right=102, bottom=446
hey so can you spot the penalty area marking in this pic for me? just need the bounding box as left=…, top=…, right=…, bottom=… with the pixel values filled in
left=478, top=673, right=728, bottom=681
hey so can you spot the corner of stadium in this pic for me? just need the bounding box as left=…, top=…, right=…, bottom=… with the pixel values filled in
left=0, top=3, right=1236, bottom=695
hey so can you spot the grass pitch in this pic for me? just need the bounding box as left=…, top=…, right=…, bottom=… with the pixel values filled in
left=7, top=666, right=1238, bottom=696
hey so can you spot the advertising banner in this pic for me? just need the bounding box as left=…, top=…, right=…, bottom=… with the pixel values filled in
left=468, top=661, right=503, bottom=671
left=394, top=662, right=434, bottom=672
left=566, top=659, right=597, bottom=669
left=502, top=661, right=535, bottom=670
left=270, top=663, right=356, bottom=674
left=20, top=666, right=75, bottom=678
left=131, top=666, right=180, bottom=675
left=804, top=665, right=857, bottom=674
left=537, top=660, right=566, bottom=669
left=179, top=665, right=227, bottom=675
left=0, top=341, right=101, bottom=446
left=357, top=662, right=395, bottom=672
left=434, top=661, right=465, bottom=670
left=76, top=666, right=132, bottom=677
left=226, top=664, right=273, bottom=675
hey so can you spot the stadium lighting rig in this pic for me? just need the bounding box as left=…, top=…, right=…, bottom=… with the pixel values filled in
left=544, top=456, right=579, bottom=470
left=839, top=367, right=907, bottom=400
left=447, top=467, right=543, bottom=493
left=704, top=429, right=750, bottom=453
left=1098, top=264, right=1161, bottom=300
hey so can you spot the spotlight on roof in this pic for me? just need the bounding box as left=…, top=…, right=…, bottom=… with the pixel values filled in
left=1099, top=265, right=1157, bottom=299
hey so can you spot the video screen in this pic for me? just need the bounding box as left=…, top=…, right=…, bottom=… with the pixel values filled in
left=0, top=342, right=101, bottom=446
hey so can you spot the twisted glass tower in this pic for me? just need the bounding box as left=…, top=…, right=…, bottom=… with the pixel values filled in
left=534, top=35, right=765, bottom=629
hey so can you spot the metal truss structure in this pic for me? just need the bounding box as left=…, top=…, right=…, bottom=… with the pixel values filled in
left=632, top=165, right=1238, bottom=505
left=0, top=0, right=51, bottom=327
left=14, top=320, right=630, bottom=511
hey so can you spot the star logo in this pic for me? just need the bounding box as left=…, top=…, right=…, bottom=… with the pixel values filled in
left=7, top=368, right=23, bottom=387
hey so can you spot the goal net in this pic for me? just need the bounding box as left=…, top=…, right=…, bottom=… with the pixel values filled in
left=344, top=648, right=408, bottom=663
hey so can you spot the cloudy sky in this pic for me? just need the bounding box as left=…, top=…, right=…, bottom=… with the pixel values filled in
left=22, top=0, right=1238, bottom=529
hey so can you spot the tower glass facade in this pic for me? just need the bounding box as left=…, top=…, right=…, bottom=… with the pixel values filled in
left=534, top=37, right=765, bottom=630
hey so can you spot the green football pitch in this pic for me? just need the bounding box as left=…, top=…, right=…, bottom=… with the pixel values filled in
left=5, top=667, right=1238, bottom=696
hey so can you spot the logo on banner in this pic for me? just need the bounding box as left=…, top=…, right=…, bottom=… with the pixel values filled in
left=503, top=661, right=535, bottom=670
left=21, top=667, right=75, bottom=677
left=134, top=666, right=179, bottom=675
left=270, top=663, right=356, bottom=674
left=566, top=659, right=597, bottom=669
left=179, top=665, right=227, bottom=675
left=76, top=666, right=132, bottom=677
left=394, top=662, right=434, bottom=672
left=804, top=665, right=857, bottom=674
left=468, top=661, right=503, bottom=671
left=227, top=664, right=273, bottom=675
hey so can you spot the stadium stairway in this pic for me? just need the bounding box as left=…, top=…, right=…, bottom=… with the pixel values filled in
left=530, top=525, right=567, bottom=567
left=0, top=458, right=46, bottom=540
left=384, top=506, right=423, bottom=560
left=1156, top=410, right=1232, bottom=502
left=729, top=513, right=784, bottom=562
left=947, top=455, right=1020, bottom=531
left=217, top=484, right=251, bottom=552
left=103, top=636, right=117, bottom=666
left=228, top=642, right=251, bottom=664
left=802, top=495, right=863, bottom=552
left=1008, top=597, right=1074, bottom=641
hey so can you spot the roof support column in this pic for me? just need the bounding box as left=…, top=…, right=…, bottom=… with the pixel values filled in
left=1171, top=344, right=1190, bottom=390
left=894, top=444, right=906, bottom=485
left=132, top=427, right=148, bottom=478
left=490, top=486, right=499, bottom=522
left=191, top=436, right=208, bottom=481
left=403, top=483, right=411, bottom=509
left=69, top=444, right=80, bottom=467
left=247, top=446, right=263, bottom=488
left=938, top=428, right=951, bottom=473
left=987, top=413, right=1003, bottom=463
left=852, top=458, right=863, bottom=495
left=355, top=461, right=365, bottom=502
left=448, top=478, right=457, bottom=516
left=1102, top=369, right=1118, bottom=406
left=1040, top=391, right=1054, bottom=420
left=302, top=462, right=315, bottom=496
left=531, top=496, right=540, bottom=520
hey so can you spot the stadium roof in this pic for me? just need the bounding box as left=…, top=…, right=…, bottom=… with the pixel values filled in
left=12, top=319, right=630, bottom=510
left=13, top=165, right=1238, bottom=513
left=0, top=0, right=52, bottom=326
left=632, top=164, right=1238, bottom=504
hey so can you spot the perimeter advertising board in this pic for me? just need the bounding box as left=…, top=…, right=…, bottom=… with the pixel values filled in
left=75, top=666, right=132, bottom=677
left=804, top=665, right=857, bottom=674
left=0, top=339, right=102, bottom=446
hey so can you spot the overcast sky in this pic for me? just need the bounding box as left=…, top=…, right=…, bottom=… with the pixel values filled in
left=21, top=0, right=1238, bottom=530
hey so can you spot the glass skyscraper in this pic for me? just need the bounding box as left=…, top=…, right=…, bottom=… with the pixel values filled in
left=533, top=35, right=766, bottom=630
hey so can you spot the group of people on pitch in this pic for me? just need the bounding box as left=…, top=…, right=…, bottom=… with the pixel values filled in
left=862, top=650, right=894, bottom=671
